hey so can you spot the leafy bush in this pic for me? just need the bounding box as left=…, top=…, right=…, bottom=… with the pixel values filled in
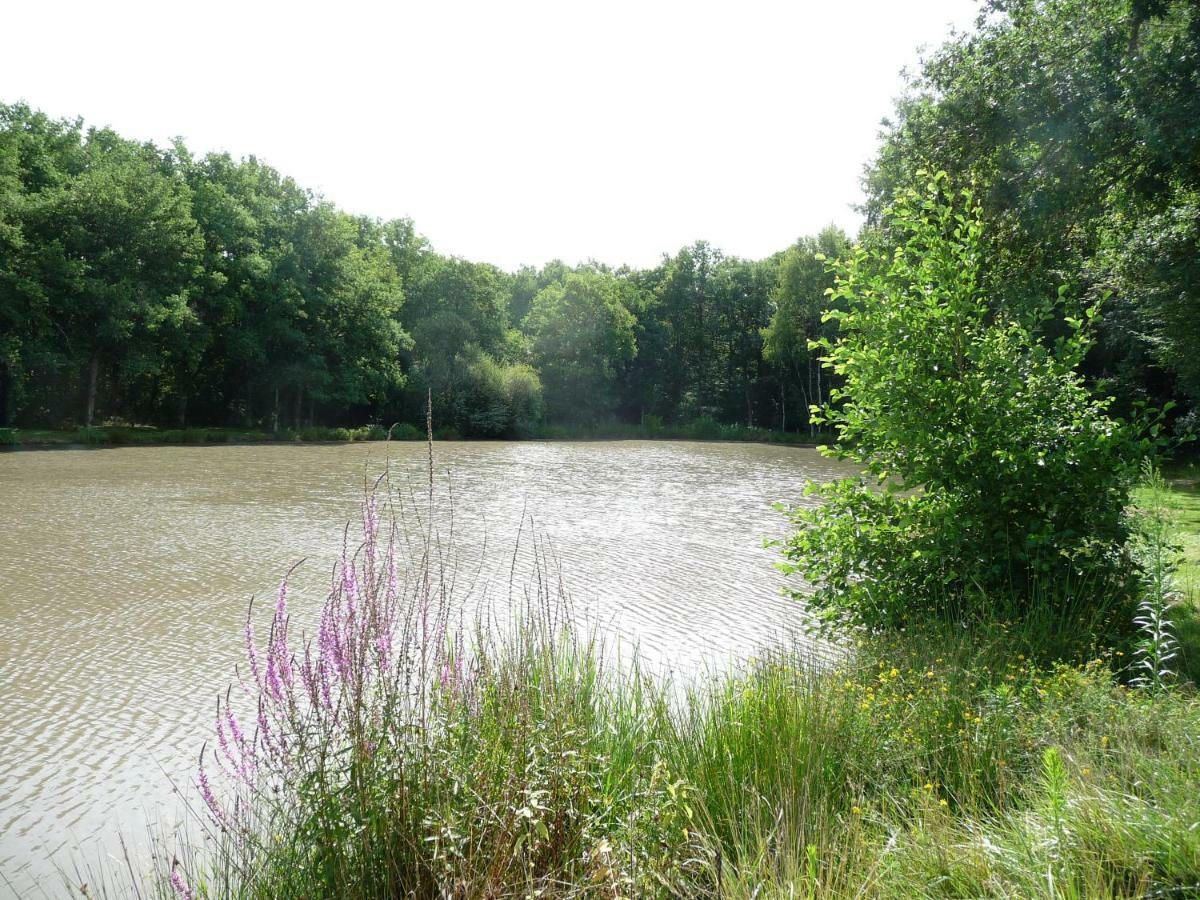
left=76, top=426, right=113, bottom=445
left=684, top=415, right=724, bottom=440
left=153, top=480, right=1200, bottom=898
left=779, top=174, right=1153, bottom=628
left=0, top=428, right=17, bottom=446
left=407, top=347, right=543, bottom=438
left=387, top=422, right=423, bottom=441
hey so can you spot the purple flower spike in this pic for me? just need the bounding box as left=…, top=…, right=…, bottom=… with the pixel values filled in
left=197, top=751, right=227, bottom=829
left=170, top=865, right=195, bottom=900
left=265, top=641, right=285, bottom=704
left=257, top=699, right=277, bottom=757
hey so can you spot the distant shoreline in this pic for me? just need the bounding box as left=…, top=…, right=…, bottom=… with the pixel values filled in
left=0, top=425, right=830, bottom=452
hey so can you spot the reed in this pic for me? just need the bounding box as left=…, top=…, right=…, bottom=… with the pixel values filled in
left=107, top=464, right=1198, bottom=900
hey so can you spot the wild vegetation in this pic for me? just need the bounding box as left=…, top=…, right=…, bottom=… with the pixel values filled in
left=122, top=456, right=1198, bottom=900
left=8, top=0, right=1198, bottom=895
left=779, top=177, right=1164, bottom=629
left=132, top=163, right=1199, bottom=899
left=0, top=106, right=847, bottom=438
left=4, top=0, right=1198, bottom=442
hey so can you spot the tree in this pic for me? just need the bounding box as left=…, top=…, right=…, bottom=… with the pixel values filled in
left=526, top=270, right=637, bottom=425
left=762, top=227, right=850, bottom=433
left=24, top=128, right=202, bottom=425
left=779, top=175, right=1150, bottom=628
left=865, top=0, right=1200, bottom=419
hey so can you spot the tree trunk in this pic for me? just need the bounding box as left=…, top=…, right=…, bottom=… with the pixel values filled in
left=85, top=354, right=99, bottom=427
left=293, top=384, right=303, bottom=429
left=780, top=381, right=786, bottom=433
left=271, top=386, right=280, bottom=434
left=176, top=393, right=188, bottom=428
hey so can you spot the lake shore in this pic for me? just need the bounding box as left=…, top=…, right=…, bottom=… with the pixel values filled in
left=0, top=423, right=833, bottom=450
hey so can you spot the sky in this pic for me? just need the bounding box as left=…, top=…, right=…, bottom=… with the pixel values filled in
left=1, top=0, right=977, bottom=271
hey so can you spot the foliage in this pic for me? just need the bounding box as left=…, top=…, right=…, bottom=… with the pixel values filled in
left=142, top=479, right=1200, bottom=899
left=526, top=269, right=636, bottom=425
left=0, top=100, right=862, bottom=436
left=865, top=0, right=1200, bottom=417
left=761, top=227, right=851, bottom=434
left=778, top=175, right=1148, bottom=628
left=1130, top=460, right=1183, bottom=688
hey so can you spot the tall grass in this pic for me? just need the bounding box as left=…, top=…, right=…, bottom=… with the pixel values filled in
left=114, top=461, right=1200, bottom=900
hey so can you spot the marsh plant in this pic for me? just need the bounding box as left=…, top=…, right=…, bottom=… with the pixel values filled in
left=133, top=461, right=1200, bottom=900
left=156, top=470, right=712, bottom=899
left=1130, top=461, right=1183, bottom=690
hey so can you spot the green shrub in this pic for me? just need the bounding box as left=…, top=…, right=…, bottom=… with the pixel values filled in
left=686, top=415, right=724, bottom=440
left=0, top=427, right=17, bottom=446
left=387, top=422, right=423, bottom=441
left=76, top=426, right=112, bottom=445
left=641, top=413, right=665, bottom=436
left=779, top=173, right=1154, bottom=629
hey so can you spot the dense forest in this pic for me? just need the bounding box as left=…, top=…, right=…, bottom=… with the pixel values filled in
left=0, top=101, right=849, bottom=437
left=1, top=0, right=1197, bottom=439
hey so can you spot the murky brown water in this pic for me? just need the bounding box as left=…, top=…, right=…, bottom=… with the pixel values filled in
left=0, top=440, right=852, bottom=894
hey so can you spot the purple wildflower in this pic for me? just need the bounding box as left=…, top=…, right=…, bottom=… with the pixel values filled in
left=319, top=660, right=334, bottom=710
left=197, top=751, right=227, bottom=829
left=169, top=864, right=194, bottom=900
left=215, top=710, right=234, bottom=773
left=271, top=579, right=293, bottom=691
left=256, top=698, right=277, bottom=756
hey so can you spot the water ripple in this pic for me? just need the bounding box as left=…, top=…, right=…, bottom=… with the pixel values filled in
left=0, top=440, right=854, bottom=894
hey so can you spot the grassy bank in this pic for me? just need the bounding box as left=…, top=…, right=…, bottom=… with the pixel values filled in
left=150, top=614, right=1200, bottom=899
left=0, top=420, right=829, bottom=449
left=118, top=479, right=1200, bottom=900
left=529, top=418, right=833, bottom=445
left=1161, top=462, right=1200, bottom=587
left=0, top=424, right=412, bottom=448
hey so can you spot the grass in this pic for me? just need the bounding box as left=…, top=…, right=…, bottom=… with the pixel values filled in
left=0, top=424, right=418, bottom=448
left=1135, top=462, right=1200, bottom=685
left=1159, top=460, right=1200, bottom=588
left=82, top=471, right=1195, bottom=900
left=529, top=416, right=833, bottom=445
left=1, top=419, right=827, bottom=449
left=136, top=612, right=1199, bottom=899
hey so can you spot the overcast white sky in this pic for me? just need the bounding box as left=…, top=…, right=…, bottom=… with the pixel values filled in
left=1, top=0, right=976, bottom=271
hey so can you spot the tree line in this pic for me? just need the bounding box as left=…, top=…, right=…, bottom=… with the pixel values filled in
left=3, top=0, right=1198, bottom=438
left=0, top=101, right=847, bottom=436
left=863, top=0, right=1200, bottom=435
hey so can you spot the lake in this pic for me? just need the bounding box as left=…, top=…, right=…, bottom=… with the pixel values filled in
left=0, top=440, right=852, bottom=893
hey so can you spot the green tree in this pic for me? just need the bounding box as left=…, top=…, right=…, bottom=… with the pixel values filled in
left=779, top=176, right=1149, bottom=628
left=24, top=128, right=202, bottom=425
left=866, top=0, right=1200, bottom=416
left=526, top=269, right=637, bottom=425
left=762, top=227, right=850, bottom=433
